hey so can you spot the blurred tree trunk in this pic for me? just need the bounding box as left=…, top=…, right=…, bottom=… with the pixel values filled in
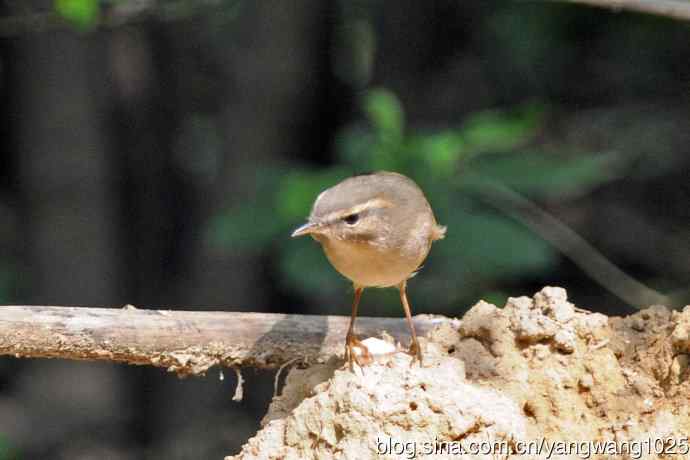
left=109, top=25, right=188, bottom=305
left=14, top=31, right=122, bottom=305
left=8, top=27, right=129, bottom=458
left=184, top=0, right=331, bottom=309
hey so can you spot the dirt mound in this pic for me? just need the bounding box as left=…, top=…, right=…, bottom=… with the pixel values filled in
left=227, top=287, right=690, bottom=459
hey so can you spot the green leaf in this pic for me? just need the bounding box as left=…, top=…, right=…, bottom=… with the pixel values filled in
left=466, top=151, right=619, bottom=198
left=276, top=168, right=352, bottom=222
left=55, top=0, right=99, bottom=29
left=407, top=203, right=557, bottom=312
left=448, top=210, right=557, bottom=278
left=206, top=205, right=281, bottom=252
left=278, top=242, right=345, bottom=309
left=335, top=124, right=377, bottom=169
left=407, top=131, right=468, bottom=178
left=481, top=290, right=510, bottom=308
left=364, top=88, right=404, bottom=144
left=461, top=104, right=544, bottom=154
left=0, top=433, right=19, bottom=460
left=333, top=19, right=376, bottom=87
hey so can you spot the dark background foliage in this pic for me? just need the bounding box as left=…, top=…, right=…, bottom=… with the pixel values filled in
left=0, top=0, right=689, bottom=458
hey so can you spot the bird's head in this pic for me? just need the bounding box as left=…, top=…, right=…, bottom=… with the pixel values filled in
left=291, top=175, right=396, bottom=245
left=291, top=171, right=444, bottom=249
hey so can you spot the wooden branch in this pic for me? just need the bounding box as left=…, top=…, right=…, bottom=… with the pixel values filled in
left=560, top=0, right=690, bottom=21
left=0, top=305, right=455, bottom=376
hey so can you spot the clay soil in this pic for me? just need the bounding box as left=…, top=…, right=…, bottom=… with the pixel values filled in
left=228, top=287, right=690, bottom=460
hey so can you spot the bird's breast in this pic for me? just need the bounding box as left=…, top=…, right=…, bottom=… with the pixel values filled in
left=320, top=237, right=428, bottom=288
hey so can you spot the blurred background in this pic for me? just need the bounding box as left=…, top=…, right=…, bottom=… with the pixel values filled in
left=0, top=0, right=689, bottom=458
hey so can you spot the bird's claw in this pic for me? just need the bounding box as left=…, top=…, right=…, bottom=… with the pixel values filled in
left=345, top=333, right=373, bottom=369
left=407, top=340, right=423, bottom=367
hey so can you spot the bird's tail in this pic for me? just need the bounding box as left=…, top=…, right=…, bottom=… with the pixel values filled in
left=432, top=224, right=447, bottom=241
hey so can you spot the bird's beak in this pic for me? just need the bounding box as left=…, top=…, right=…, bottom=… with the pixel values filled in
left=291, top=222, right=320, bottom=237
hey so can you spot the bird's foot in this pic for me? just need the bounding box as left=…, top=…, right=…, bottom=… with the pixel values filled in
left=345, top=333, right=373, bottom=369
left=407, top=340, right=423, bottom=367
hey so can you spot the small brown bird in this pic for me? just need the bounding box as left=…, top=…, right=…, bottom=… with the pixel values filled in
left=291, top=171, right=445, bottom=366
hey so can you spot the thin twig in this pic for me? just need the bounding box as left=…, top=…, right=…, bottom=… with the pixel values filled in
left=274, top=357, right=300, bottom=399
left=556, top=0, right=690, bottom=21
left=467, top=174, right=671, bottom=309
left=232, top=367, right=244, bottom=402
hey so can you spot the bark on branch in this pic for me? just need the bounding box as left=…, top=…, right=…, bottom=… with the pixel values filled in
left=560, top=0, right=690, bottom=21
left=0, top=305, right=453, bottom=376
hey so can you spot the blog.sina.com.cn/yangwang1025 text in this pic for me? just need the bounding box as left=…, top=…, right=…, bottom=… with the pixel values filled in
left=374, top=436, right=690, bottom=459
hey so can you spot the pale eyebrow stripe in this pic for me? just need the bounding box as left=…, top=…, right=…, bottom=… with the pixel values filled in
left=324, top=197, right=393, bottom=222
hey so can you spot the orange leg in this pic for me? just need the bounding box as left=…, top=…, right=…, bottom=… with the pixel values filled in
left=345, top=286, right=371, bottom=367
left=399, top=280, right=423, bottom=365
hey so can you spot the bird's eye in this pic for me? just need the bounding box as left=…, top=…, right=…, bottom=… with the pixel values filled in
left=343, top=213, right=360, bottom=225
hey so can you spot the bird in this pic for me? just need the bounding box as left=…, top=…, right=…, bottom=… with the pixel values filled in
left=291, top=171, right=446, bottom=366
